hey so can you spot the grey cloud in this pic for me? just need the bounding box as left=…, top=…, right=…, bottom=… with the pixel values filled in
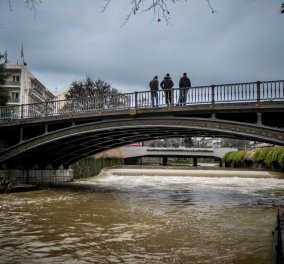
left=0, top=0, right=283, bottom=93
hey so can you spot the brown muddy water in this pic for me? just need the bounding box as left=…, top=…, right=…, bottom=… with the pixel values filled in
left=1, top=168, right=284, bottom=264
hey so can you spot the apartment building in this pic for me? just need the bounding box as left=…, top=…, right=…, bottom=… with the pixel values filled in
left=4, top=63, right=55, bottom=106
left=56, top=87, right=69, bottom=101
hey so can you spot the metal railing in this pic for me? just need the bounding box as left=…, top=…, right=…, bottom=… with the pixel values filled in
left=7, top=98, right=20, bottom=103
left=5, top=80, right=21, bottom=86
left=0, top=80, right=283, bottom=121
left=146, top=147, right=214, bottom=152
left=272, top=210, right=284, bottom=264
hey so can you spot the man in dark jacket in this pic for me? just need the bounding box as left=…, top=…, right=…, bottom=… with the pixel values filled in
left=160, top=73, right=174, bottom=105
left=149, top=76, right=159, bottom=107
left=178, top=72, right=191, bottom=105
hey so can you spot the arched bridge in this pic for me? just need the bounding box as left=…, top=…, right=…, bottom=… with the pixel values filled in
left=117, top=146, right=238, bottom=166
left=0, top=80, right=283, bottom=170
left=119, top=146, right=238, bottom=159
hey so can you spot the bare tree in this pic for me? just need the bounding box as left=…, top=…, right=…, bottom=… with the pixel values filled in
left=65, top=76, right=112, bottom=99
left=103, top=0, right=284, bottom=24
left=6, top=1, right=284, bottom=22
left=102, top=0, right=216, bottom=24
left=64, top=76, right=126, bottom=111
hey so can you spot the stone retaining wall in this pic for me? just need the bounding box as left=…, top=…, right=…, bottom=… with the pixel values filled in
left=0, top=169, right=73, bottom=184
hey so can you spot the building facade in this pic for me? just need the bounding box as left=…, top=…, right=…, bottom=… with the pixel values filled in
left=4, top=63, right=55, bottom=106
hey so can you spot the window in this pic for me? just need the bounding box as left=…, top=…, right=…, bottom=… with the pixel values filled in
left=12, top=75, right=20, bottom=82
left=11, top=92, right=19, bottom=99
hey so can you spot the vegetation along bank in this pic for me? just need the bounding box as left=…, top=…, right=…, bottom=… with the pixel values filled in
left=223, top=146, right=284, bottom=171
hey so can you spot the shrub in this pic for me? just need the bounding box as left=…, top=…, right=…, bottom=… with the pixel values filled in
left=233, top=150, right=246, bottom=163
left=223, top=151, right=236, bottom=164
left=264, top=146, right=284, bottom=167
left=252, top=147, right=270, bottom=164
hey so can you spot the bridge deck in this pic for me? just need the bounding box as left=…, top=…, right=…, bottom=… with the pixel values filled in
left=0, top=80, right=283, bottom=124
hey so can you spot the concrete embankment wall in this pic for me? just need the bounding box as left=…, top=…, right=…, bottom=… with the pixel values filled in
left=0, top=169, right=73, bottom=184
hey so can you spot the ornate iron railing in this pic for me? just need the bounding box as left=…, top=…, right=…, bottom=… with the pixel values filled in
left=0, top=80, right=283, bottom=121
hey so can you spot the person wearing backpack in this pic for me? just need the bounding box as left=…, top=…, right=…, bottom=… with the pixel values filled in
left=178, top=72, right=191, bottom=105
left=160, top=73, right=174, bottom=105
left=149, top=75, right=159, bottom=107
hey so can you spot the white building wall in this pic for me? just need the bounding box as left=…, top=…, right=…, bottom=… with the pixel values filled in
left=4, top=63, right=55, bottom=106
left=20, top=65, right=30, bottom=105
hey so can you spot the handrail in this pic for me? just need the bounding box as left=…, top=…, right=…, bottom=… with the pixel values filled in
left=146, top=147, right=214, bottom=152
left=273, top=210, right=283, bottom=264
left=0, top=80, right=283, bottom=121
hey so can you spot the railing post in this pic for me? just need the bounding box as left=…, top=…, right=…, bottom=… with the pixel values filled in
left=72, top=99, right=75, bottom=113
left=135, top=91, right=138, bottom=109
left=21, top=104, right=24, bottom=119
left=256, top=81, right=261, bottom=103
left=45, top=101, right=48, bottom=116
left=211, top=85, right=215, bottom=105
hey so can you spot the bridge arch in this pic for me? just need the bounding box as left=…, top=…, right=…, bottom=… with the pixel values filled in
left=0, top=117, right=283, bottom=169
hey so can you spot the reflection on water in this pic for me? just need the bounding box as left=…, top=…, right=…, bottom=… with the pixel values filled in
left=1, top=170, right=284, bottom=264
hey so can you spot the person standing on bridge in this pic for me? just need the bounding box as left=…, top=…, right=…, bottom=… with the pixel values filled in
left=178, top=72, right=191, bottom=105
left=160, top=73, right=174, bottom=105
left=149, top=76, right=159, bottom=107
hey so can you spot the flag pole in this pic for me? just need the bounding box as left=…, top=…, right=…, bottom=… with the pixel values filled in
left=21, top=43, right=25, bottom=64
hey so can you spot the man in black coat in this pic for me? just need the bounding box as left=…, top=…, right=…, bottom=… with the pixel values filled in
left=160, top=73, right=174, bottom=105
left=178, top=72, right=191, bottom=105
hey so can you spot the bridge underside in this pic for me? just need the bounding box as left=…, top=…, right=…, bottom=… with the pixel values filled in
left=0, top=112, right=283, bottom=169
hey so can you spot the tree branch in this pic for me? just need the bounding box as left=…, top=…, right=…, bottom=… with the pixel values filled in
left=101, top=0, right=112, bottom=13
left=103, top=0, right=216, bottom=25
left=8, top=0, right=41, bottom=12
left=206, top=0, right=216, bottom=14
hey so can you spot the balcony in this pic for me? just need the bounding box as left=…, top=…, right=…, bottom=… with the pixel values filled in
left=8, top=98, right=20, bottom=103
left=29, top=89, right=46, bottom=102
left=5, top=80, right=21, bottom=86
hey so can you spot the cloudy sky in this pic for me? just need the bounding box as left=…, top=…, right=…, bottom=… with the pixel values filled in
left=0, top=0, right=283, bottom=94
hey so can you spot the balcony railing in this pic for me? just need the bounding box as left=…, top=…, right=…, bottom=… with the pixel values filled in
left=5, top=80, right=21, bottom=86
left=0, top=80, right=283, bottom=121
left=7, top=98, right=20, bottom=103
left=29, top=89, right=48, bottom=101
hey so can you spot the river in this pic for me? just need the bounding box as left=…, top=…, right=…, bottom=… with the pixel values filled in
left=1, top=168, right=284, bottom=264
